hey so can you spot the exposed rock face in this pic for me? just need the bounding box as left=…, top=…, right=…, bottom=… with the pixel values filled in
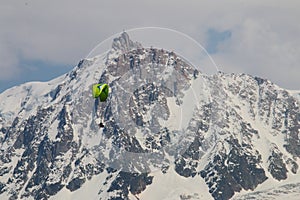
left=200, top=140, right=268, bottom=200
left=0, top=33, right=299, bottom=200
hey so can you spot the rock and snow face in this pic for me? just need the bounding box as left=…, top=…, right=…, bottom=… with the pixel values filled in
left=0, top=32, right=300, bottom=200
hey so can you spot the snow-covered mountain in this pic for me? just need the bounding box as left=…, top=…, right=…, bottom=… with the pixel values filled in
left=0, top=32, right=299, bottom=200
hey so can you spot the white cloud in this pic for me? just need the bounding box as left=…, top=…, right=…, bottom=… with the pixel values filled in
left=213, top=16, right=300, bottom=89
left=0, top=0, right=299, bottom=89
left=0, top=41, right=20, bottom=80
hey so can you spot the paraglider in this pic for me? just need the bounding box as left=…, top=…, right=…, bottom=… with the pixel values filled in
left=92, top=83, right=109, bottom=102
left=92, top=83, right=109, bottom=128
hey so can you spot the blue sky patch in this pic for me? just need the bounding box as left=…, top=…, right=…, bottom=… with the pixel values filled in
left=206, top=29, right=232, bottom=54
left=0, top=58, right=73, bottom=93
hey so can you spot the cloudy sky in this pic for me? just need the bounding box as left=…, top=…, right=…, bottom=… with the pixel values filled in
left=0, top=0, right=299, bottom=92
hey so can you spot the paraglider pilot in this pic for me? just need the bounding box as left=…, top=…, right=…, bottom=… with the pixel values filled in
left=92, top=83, right=109, bottom=128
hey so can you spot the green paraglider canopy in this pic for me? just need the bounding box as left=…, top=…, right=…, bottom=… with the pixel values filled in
left=92, top=83, right=109, bottom=102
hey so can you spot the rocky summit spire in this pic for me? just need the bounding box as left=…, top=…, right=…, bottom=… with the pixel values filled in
left=112, top=32, right=140, bottom=52
left=112, top=31, right=142, bottom=53
left=106, top=31, right=142, bottom=65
